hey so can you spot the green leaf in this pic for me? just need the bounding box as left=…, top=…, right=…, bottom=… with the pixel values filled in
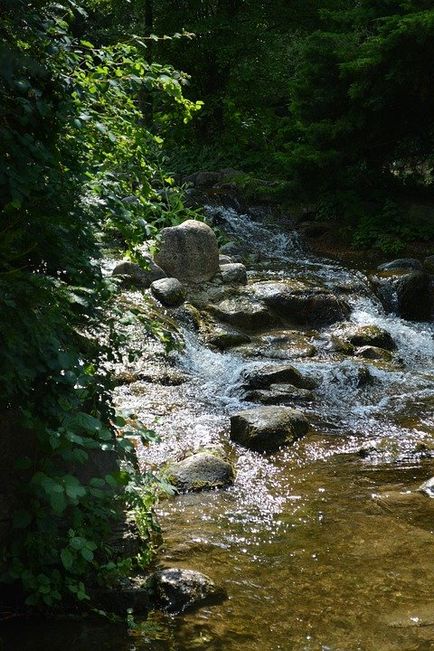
left=61, top=548, right=74, bottom=570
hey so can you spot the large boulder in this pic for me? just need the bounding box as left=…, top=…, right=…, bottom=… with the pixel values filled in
left=230, top=406, right=309, bottom=452
left=150, top=277, right=186, bottom=307
left=167, top=452, right=235, bottom=492
left=241, top=363, right=318, bottom=391
left=152, top=568, right=227, bottom=614
left=155, top=220, right=219, bottom=283
left=251, top=281, right=350, bottom=326
left=112, top=259, right=166, bottom=288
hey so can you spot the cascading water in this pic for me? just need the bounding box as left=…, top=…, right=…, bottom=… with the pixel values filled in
left=6, top=206, right=433, bottom=651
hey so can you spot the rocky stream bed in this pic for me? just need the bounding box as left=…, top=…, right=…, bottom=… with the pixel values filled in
left=3, top=204, right=434, bottom=651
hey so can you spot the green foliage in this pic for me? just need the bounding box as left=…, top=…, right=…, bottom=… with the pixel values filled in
left=0, top=0, right=198, bottom=609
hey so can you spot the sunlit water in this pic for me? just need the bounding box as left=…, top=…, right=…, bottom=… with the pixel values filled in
left=3, top=207, right=433, bottom=651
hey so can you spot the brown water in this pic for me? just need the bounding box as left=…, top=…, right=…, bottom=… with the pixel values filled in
left=2, top=207, right=433, bottom=651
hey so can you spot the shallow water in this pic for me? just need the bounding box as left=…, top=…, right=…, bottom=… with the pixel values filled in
left=2, top=207, right=433, bottom=651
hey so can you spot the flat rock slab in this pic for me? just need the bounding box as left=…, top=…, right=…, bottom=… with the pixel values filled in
left=251, top=281, right=350, bottom=326
left=152, top=568, right=227, bottom=614
left=244, top=384, right=313, bottom=406
left=168, top=452, right=235, bottom=492
left=155, top=220, right=219, bottom=283
left=209, top=296, right=276, bottom=331
left=230, top=406, right=309, bottom=452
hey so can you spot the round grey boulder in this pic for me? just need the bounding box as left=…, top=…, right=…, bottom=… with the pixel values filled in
left=220, top=263, right=248, bottom=285
left=152, top=568, right=227, bottom=614
left=151, top=277, right=186, bottom=307
left=155, top=220, right=219, bottom=283
left=112, top=259, right=166, bottom=288
left=167, top=452, right=235, bottom=492
left=230, top=406, right=309, bottom=452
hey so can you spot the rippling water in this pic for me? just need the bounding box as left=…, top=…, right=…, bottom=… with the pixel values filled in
left=3, top=207, right=433, bottom=651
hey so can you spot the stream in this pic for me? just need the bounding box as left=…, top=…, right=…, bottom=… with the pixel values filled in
left=3, top=206, right=433, bottom=651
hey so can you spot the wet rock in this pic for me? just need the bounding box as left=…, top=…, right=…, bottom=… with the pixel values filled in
left=252, top=281, right=350, bottom=326
left=151, top=278, right=186, bottom=307
left=155, top=220, right=219, bottom=283
left=354, top=346, right=393, bottom=362
left=418, top=477, right=434, bottom=498
left=236, top=332, right=317, bottom=360
left=152, top=568, right=227, bottom=614
left=327, top=336, right=355, bottom=356
left=112, top=259, right=166, bottom=288
left=207, top=326, right=251, bottom=350
left=395, top=271, right=432, bottom=320
left=242, top=363, right=318, bottom=390
left=372, top=270, right=432, bottom=320
left=244, top=384, right=313, bottom=406
left=423, top=255, right=434, bottom=273
left=220, top=263, right=247, bottom=285
left=167, top=452, right=235, bottom=492
left=219, top=254, right=235, bottom=265
left=346, top=325, right=396, bottom=350
left=377, top=258, right=423, bottom=272
left=230, top=406, right=309, bottom=452
left=209, top=296, right=275, bottom=331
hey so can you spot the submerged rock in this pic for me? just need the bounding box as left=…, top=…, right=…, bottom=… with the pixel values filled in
left=230, top=406, right=309, bottom=452
left=220, top=262, right=247, bottom=285
left=418, top=477, right=434, bottom=498
left=112, top=259, right=166, bottom=288
left=152, top=568, right=227, bottom=614
left=377, top=258, right=422, bottom=272
left=346, top=325, right=396, bottom=350
left=155, top=220, right=219, bottom=283
left=242, top=363, right=318, bottom=391
left=151, top=277, right=186, bottom=307
left=167, top=452, right=235, bottom=492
